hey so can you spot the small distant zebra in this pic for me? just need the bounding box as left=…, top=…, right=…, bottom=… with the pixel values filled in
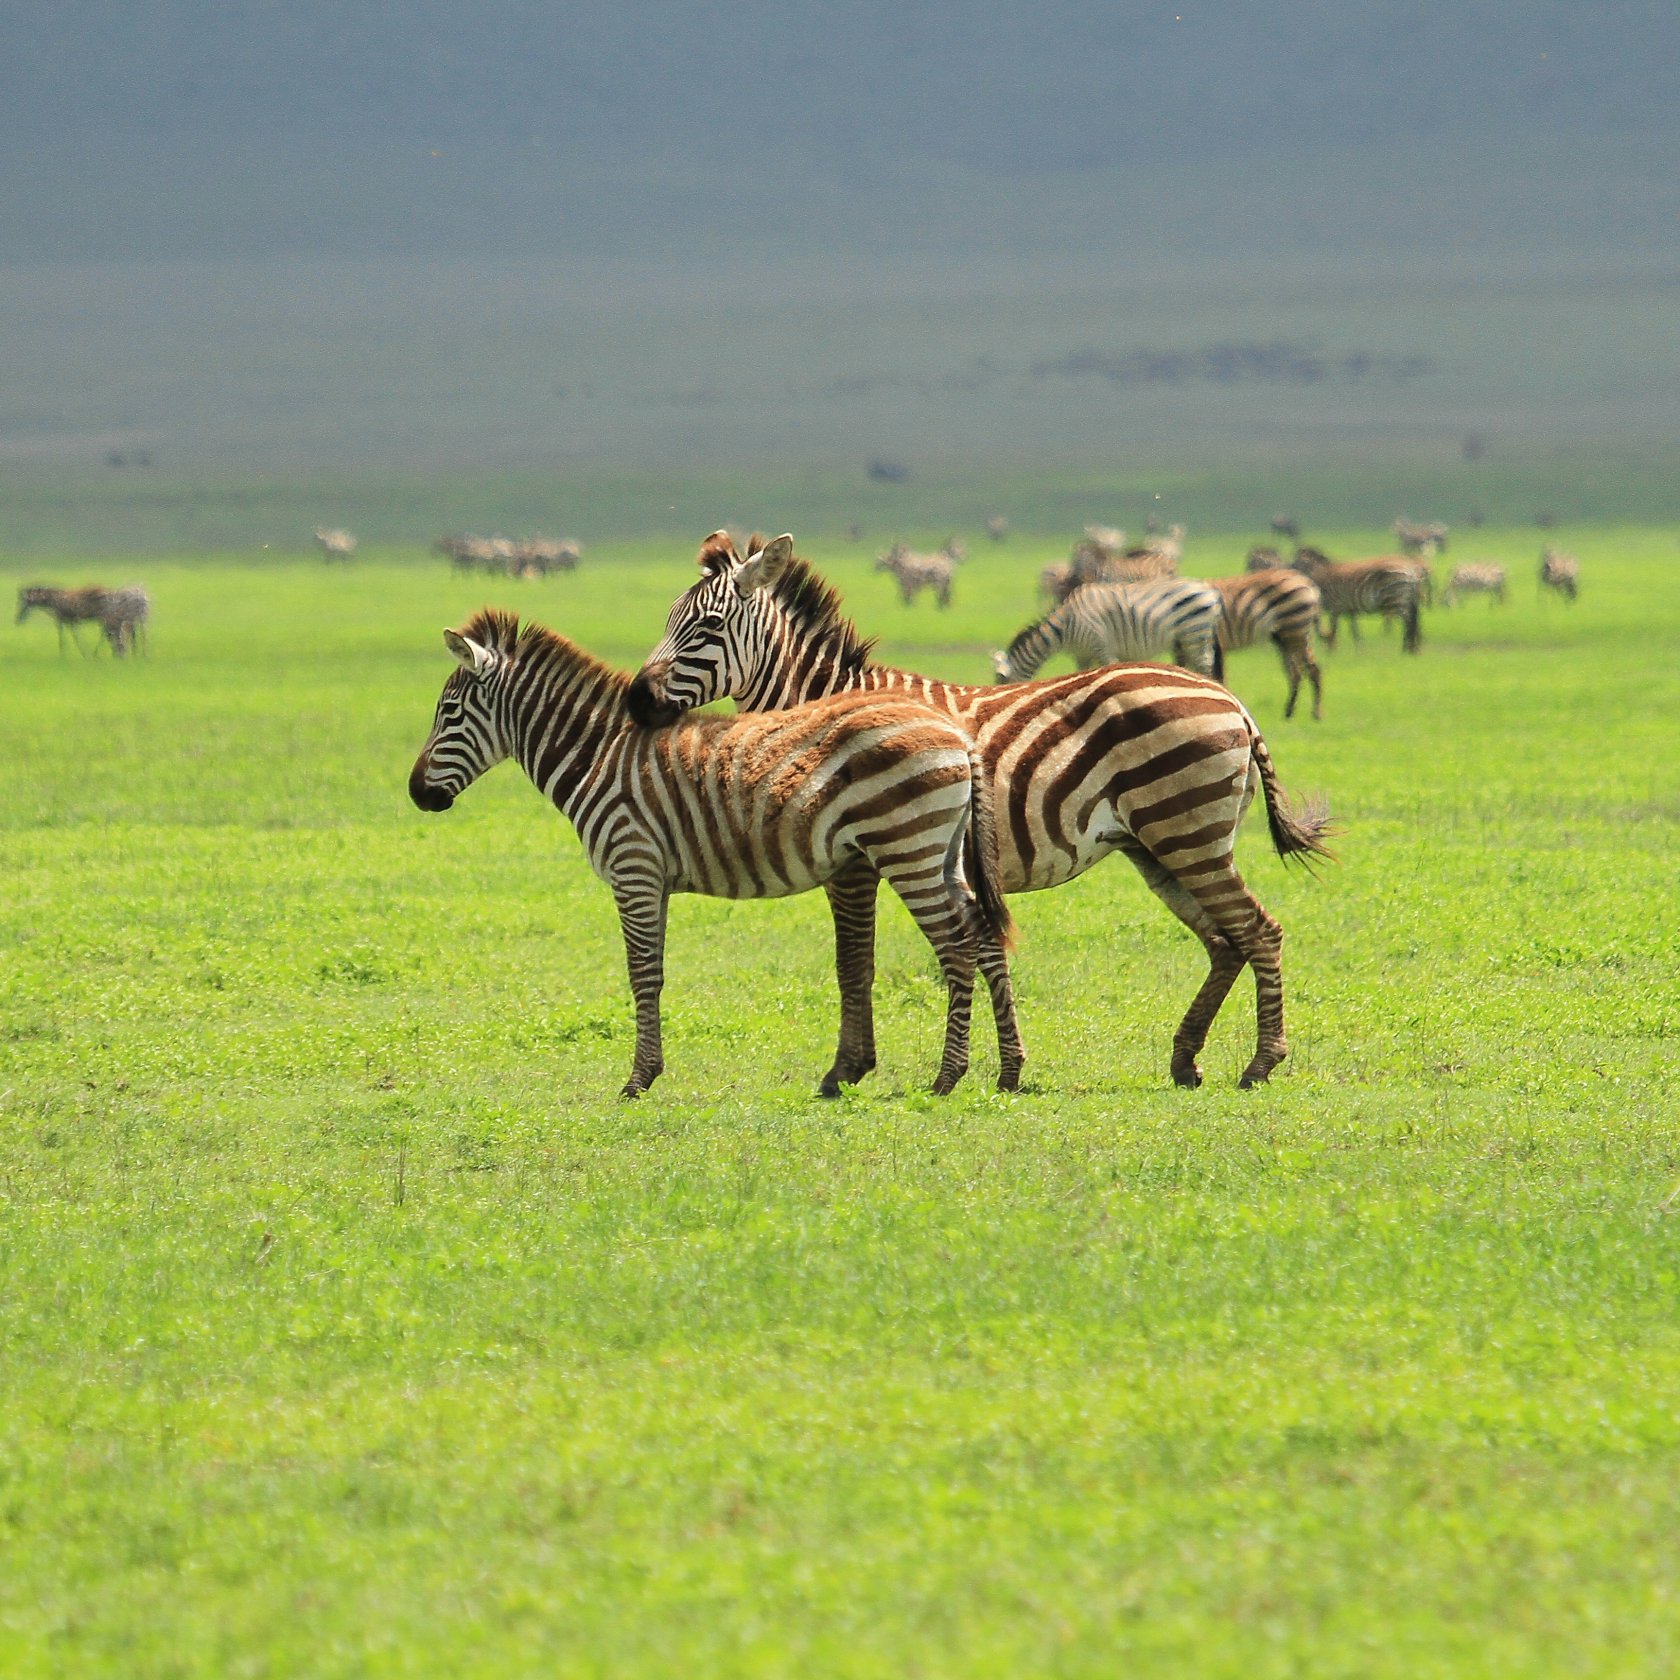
left=410, top=612, right=1024, bottom=1098
left=1442, top=563, right=1507, bottom=606
left=99, top=586, right=151, bottom=656
left=876, top=542, right=956, bottom=609
left=1037, top=560, right=1075, bottom=604
left=16, top=584, right=148, bottom=657
left=1209, top=570, right=1324, bottom=719
left=985, top=515, right=1009, bottom=542
left=1539, top=545, right=1579, bottom=602
left=994, top=576, right=1224, bottom=681
left=1246, top=545, right=1286, bottom=572
left=1290, top=548, right=1424, bottom=653
left=1270, top=514, right=1300, bottom=542
left=312, top=527, right=357, bottom=561
left=1393, top=517, right=1449, bottom=558
left=1054, top=522, right=1185, bottom=600
left=1081, top=524, right=1126, bottom=555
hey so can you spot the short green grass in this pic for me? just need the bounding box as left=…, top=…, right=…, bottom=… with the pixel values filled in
left=2, top=525, right=1678, bottom=1676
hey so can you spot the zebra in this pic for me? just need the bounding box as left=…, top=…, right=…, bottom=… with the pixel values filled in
left=1270, top=514, right=1301, bottom=543
left=1393, top=517, right=1449, bottom=558
left=410, top=611, right=1023, bottom=1098
left=16, top=584, right=148, bottom=657
left=1539, top=546, right=1579, bottom=602
left=312, top=527, right=357, bottom=561
left=628, top=533, right=1334, bottom=1089
left=17, top=585, right=110, bottom=655
left=1289, top=548, right=1424, bottom=653
left=1208, top=569, right=1324, bottom=719
left=1442, top=563, right=1507, bottom=606
left=985, top=515, right=1010, bottom=542
left=511, top=538, right=582, bottom=576
left=993, top=577, right=1225, bottom=682
left=99, top=586, right=151, bottom=656
left=875, top=542, right=956, bottom=609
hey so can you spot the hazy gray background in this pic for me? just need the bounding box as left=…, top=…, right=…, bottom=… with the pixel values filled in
left=3, top=2, right=1677, bottom=494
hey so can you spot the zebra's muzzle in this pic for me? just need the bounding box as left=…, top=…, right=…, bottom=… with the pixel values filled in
left=626, top=667, right=681, bottom=729
left=409, top=760, right=455, bottom=812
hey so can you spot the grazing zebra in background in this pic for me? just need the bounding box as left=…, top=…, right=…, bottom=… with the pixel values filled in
left=1043, top=522, right=1186, bottom=604
left=1208, top=569, right=1324, bottom=719
left=17, top=585, right=110, bottom=655
left=1270, top=514, right=1301, bottom=543
left=1393, top=517, right=1449, bottom=558
left=312, top=527, right=357, bottom=561
left=16, top=584, right=149, bottom=657
left=629, top=534, right=1334, bottom=1088
left=985, top=515, right=1010, bottom=542
left=98, top=586, right=151, bottom=656
left=1442, top=563, right=1507, bottom=606
left=1290, top=547, right=1425, bottom=653
left=994, top=576, right=1225, bottom=681
left=875, top=541, right=957, bottom=609
left=1539, top=545, right=1580, bottom=601
left=410, top=611, right=1024, bottom=1098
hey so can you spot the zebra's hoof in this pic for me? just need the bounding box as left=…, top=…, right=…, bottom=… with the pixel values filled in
left=817, top=1079, right=842, bottom=1099
left=931, top=1073, right=963, bottom=1096
left=619, top=1083, right=644, bottom=1100
left=1171, top=1060, right=1203, bottom=1089
left=1237, top=1065, right=1273, bottom=1090
left=996, top=1065, right=1023, bottom=1093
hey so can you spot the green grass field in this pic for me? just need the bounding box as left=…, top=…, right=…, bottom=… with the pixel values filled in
left=3, top=525, right=1678, bottom=1676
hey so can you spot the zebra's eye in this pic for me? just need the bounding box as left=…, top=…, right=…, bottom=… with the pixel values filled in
left=695, top=612, right=726, bottom=631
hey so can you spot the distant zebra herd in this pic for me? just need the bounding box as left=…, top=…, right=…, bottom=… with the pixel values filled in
left=16, top=585, right=150, bottom=657
left=434, top=533, right=582, bottom=577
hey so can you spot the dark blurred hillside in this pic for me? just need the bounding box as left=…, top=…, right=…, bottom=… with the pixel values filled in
left=5, top=1, right=1677, bottom=262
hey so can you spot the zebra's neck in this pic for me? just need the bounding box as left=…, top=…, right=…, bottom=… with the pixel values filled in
left=734, top=602, right=875, bottom=709
left=502, top=634, right=635, bottom=816
left=1001, top=610, right=1067, bottom=681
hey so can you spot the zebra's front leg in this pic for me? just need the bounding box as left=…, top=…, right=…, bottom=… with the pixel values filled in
left=820, top=864, right=880, bottom=1096
left=612, top=876, right=670, bottom=1098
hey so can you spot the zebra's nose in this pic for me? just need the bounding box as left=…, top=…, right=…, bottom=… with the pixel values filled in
left=408, top=759, right=454, bottom=811
left=626, top=667, right=680, bottom=728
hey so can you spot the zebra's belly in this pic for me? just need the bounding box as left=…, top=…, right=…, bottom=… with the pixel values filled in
left=996, top=812, right=1128, bottom=894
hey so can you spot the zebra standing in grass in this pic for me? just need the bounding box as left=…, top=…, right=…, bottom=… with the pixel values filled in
left=1539, top=545, right=1580, bottom=601
left=1442, top=564, right=1507, bottom=606
left=629, top=534, right=1334, bottom=1089
left=17, top=585, right=109, bottom=655
left=16, top=584, right=147, bottom=657
left=1289, top=547, right=1425, bottom=653
left=410, top=610, right=1023, bottom=1098
left=875, top=541, right=957, bottom=609
left=1208, top=569, right=1324, bottom=719
left=99, top=586, right=151, bottom=656
left=993, top=576, right=1225, bottom=682
left=1393, top=517, right=1448, bottom=557
left=312, top=527, right=357, bottom=561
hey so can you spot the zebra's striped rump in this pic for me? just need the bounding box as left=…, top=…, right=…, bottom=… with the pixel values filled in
left=1208, top=569, right=1324, bottom=719
left=630, top=533, right=1335, bottom=1089
left=412, top=610, right=1023, bottom=1098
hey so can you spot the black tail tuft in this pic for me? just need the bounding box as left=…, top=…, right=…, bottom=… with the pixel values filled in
left=1252, top=729, right=1338, bottom=873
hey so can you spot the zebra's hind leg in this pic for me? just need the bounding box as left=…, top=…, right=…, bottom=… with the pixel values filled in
left=819, top=864, right=881, bottom=1096
left=1117, top=839, right=1248, bottom=1089
left=974, top=918, right=1025, bottom=1092
left=611, top=878, right=670, bottom=1097
left=881, top=864, right=978, bottom=1096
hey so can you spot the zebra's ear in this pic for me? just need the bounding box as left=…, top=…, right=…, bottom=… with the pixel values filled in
left=696, top=530, right=738, bottom=574
left=444, top=628, right=497, bottom=677
left=736, top=533, right=794, bottom=597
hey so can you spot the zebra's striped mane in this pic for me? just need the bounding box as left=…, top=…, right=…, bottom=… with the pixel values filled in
left=457, top=608, right=630, bottom=696
left=761, top=555, right=877, bottom=676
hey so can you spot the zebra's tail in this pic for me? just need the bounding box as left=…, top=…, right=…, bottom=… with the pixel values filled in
left=1251, top=726, right=1337, bottom=871
left=962, top=743, right=1017, bottom=952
